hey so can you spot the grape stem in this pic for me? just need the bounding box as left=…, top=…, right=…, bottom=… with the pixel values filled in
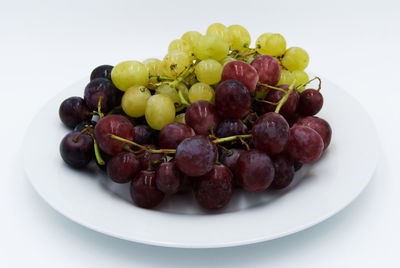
left=149, top=74, right=175, bottom=81
left=212, top=134, right=252, bottom=144
left=257, top=83, right=287, bottom=93
left=178, top=89, right=191, bottom=106
left=275, top=80, right=296, bottom=114
left=87, top=127, right=105, bottom=165
left=109, top=135, right=176, bottom=154
left=72, top=127, right=89, bottom=143
left=97, top=95, right=104, bottom=119
left=254, top=99, right=280, bottom=105
left=169, top=65, right=195, bottom=88
left=217, top=144, right=233, bottom=156
left=297, top=76, right=322, bottom=92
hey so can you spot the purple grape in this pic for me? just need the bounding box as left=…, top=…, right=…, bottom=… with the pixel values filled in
left=133, top=125, right=155, bottom=145
left=216, top=119, right=248, bottom=138
left=73, top=120, right=96, bottom=133
left=106, top=152, right=141, bottom=184
left=130, top=170, right=164, bottom=208
left=84, top=78, right=120, bottom=113
left=298, top=89, right=323, bottom=116
left=221, top=61, right=259, bottom=93
left=263, top=85, right=300, bottom=121
left=185, top=101, right=220, bottom=135
left=137, top=144, right=164, bottom=170
left=59, top=97, right=91, bottom=129
left=251, top=55, right=281, bottom=86
left=215, top=80, right=251, bottom=119
left=296, top=116, right=332, bottom=150
left=175, top=136, right=217, bottom=177
left=252, top=112, right=290, bottom=155
left=60, top=131, right=93, bottom=168
left=156, top=162, right=183, bottom=195
left=159, top=122, right=195, bottom=149
left=90, top=65, right=113, bottom=81
left=271, top=154, right=295, bottom=189
left=220, top=148, right=244, bottom=171
left=286, top=126, right=324, bottom=163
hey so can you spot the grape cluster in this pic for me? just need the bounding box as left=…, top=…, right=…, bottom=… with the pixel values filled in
left=58, top=24, right=332, bottom=210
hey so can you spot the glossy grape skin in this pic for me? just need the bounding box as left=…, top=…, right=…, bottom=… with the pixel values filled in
left=94, top=115, right=135, bottom=155
left=298, top=89, right=324, bottom=116
left=175, top=136, right=217, bottom=177
left=84, top=78, right=120, bottom=113
left=215, top=80, right=251, bottom=119
left=130, top=170, right=164, bottom=209
left=137, top=144, right=164, bottom=170
left=107, top=152, right=141, bottom=184
left=263, top=85, right=300, bottom=120
left=73, top=120, right=96, bottom=133
left=90, top=65, right=113, bottom=81
left=256, top=33, right=286, bottom=56
left=221, top=61, right=259, bottom=93
left=281, top=47, right=309, bottom=71
left=145, top=94, right=176, bottom=131
left=60, top=132, right=94, bottom=168
left=296, top=116, right=332, bottom=150
left=111, top=61, right=149, bottom=91
left=195, top=59, right=222, bottom=85
left=251, top=55, right=281, bottom=86
left=181, top=31, right=202, bottom=47
left=162, top=50, right=191, bottom=78
left=252, top=112, right=290, bottom=155
left=159, top=122, right=195, bottom=149
left=168, top=39, right=194, bottom=59
left=193, top=34, right=229, bottom=61
left=216, top=119, right=248, bottom=138
left=185, top=101, right=220, bottom=135
left=156, top=162, right=183, bottom=195
left=194, top=164, right=233, bottom=210
left=277, top=69, right=295, bottom=86
left=206, top=23, right=232, bottom=46
left=220, top=148, right=244, bottom=171
left=292, top=70, right=309, bottom=88
left=188, top=83, right=215, bottom=103
left=286, top=126, right=324, bottom=163
left=235, top=149, right=275, bottom=192
left=271, top=154, right=295, bottom=189
left=121, top=86, right=151, bottom=118
left=133, top=125, right=154, bottom=145
left=59, top=97, right=91, bottom=129
left=227, top=25, right=251, bottom=51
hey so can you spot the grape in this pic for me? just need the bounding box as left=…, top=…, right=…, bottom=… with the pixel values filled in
left=94, top=115, right=135, bottom=155
left=111, top=61, right=149, bottom=91
left=215, top=80, right=251, bottom=119
left=281, top=47, right=309, bottom=71
left=156, top=162, right=183, bottom=195
left=252, top=112, right=290, bottom=155
left=161, top=50, right=191, bottom=78
left=286, top=126, right=324, bottom=163
left=227, top=25, right=251, bottom=51
left=206, top=23, right=232, bottom=46
left=159, top=122, right=195, bottom=149
left=220, top=148, right=244, bottom=171
left=84, top=78, right=120, bottom=113
left=137, top=145, right=164, bottom=170
left=271, top=154, right=295, bottom=189
left=133, top=125, right=154, bottom=145
left=185, top=101, right=220, bottom=135
left=175, top=113, right=186, bottom=124
left=251, top=55, right=281, bottom=86
left=59, top=97, right=91, bottom=129
left=277, top=69, right=295, bottom=86
left=130, top=170, right=164, bottom=208
left=256, top=33, right=286, bottom=56
left=143, top=58, right=163, bottom=77
left=107, top=152, right=141, bottom=184
left=195, top=59, right=222, bottom=85
left=175, top=136, right=217, bottom=177
left=216, top=119, right=248, bottom=138
left=90, top=65, right=113, bottom=81
left=235, top=149, right=275, bottom=192
left=181, top=30, right=202, bottom=47
left=221, top=61, right=259, bottom=93
left=220, top=56, right=236, bottom=66
left=60, top=131, right=94, bottom=168
left=263, top=85, right=300, bottom=120
left=292, top=70, right=309, bottom=88
left=295, top=116, right=332, bottom=150
left=155, top=84, right=179, bottom=104
left=73, top=120, right=96, bottom=133
left=176, top=83, right=189, bottom=104
left=188, top=83, right=215, bottom=103
left=194, top=164, right=233, bottom=210
left=168, top=39, right=194, bottom=60
left=298, top=89, right=323, bottom=116
left=145, top=94, right=175, bottom=130
left=193, top=34, right=229, bottom=61
left=121, top=86, right=151, bottom=117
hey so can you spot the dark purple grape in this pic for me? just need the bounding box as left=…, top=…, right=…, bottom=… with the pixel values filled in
left=298, top=89, right=323, bottom=116
left=235, top=149, right=275, bottom=192
left=252, top=112, right=290, bottom=155
left=73, top=120, right=96, bottom=133
left=106, top=152, right=141, bottom=184
left=263, top=85, right=300, bottom=121
left=175, top=136, right=217, bottom=177
left=271, top=154, right=295, bottom=189
left=60, top=131, right=93, bottom=168
left=221, top=61, right=259, bottom=93
left=295, top=116, right=332, bottom=150
left=84, top=78, right=120, bottom=113
left=156, top=162, right=183, bottom=195
left=159, top=122, right=195, bottom=149
left=194, top=164, right=233, bottom=210
left=216, top=119, right=248, bottom=138
left=90, top=65, right=113, bottom=81
left=94, top=115, right=134, bottom=155
left=137, top=145, right=164, bottom=170
left=178, top=175, right=192, bottom=193
left=215, top=80, right=251, bottom=119
left=185, top=101, right=220, bottom=135
left=286, top=126, right=324, bottom=163
left=130, top=170, right=164, bottom=208
left=59, top=97, right=91, bottom=129
left=220, top=148, right=244, bottom=171
left=294, top=161, right=303, bottom=171
left=251, top=55, right=281, bottom=86
left=133, top=125, right=155, bottom=145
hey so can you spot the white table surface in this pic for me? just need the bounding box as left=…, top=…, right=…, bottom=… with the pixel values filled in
left=1, top=0, right=399, bottom=267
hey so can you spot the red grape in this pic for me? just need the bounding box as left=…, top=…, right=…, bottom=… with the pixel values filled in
left=156, top=162, right=183, bottom=195
left=251, top=55, right=281, bottom=86
left=137, top=144, right=164, bottom=170
left=185, top=101, right=220, bottom=135
left=221, top=61, right=259, bottom=93
left=107, top=152, right=141, bottom=184
left=286, top=126, right=324, bottom=163
left=298, top=89, right=323, bottom=116
left=84, top=78, right=120, bottom=113
left=216, top=119, right=248, bottom=138
left=159, top=122, right=195, bottom=149
left=215, top=80, right=251, bottom=119
left=296, top=116, right=332, bottom=150
left=59, top=97, right=91, bottom=129
left=130, top=170, right=164, bottom=208
left=263, top=85, right=299, bottom=121
left=133, top=125, right=155, bottom=145
left=60, top=131, right=94, bottom=168
left=271, top=154, right=295, bottom=189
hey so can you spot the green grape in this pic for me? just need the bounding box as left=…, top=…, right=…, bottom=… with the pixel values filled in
left=176, top=83, right=189, bottom=104
left=193, top=34, right=229, bottom=61
left=220, top=56, right=236, bottom=67
left=206, top=23, right=232, bottom=46
left=281, top=47, right=309, bottom=71
left=227, top=25, right=251, bottom=51
left=277, top=69, right=295, bottom=85
left=143, top=58, right=163, bottom=76
left=111, top=61, right=149, bottom=91
left=292, top=70, right=309, bottom=88
left=256, top=33, right=286, bottom=56
left=181, top=31, right=202, bottom=47
left=156, top=84, right=179, bottom=104
left=168, top=39, right=194, bottom=60
left=162, top=50, right=191, bottom=78
left=189, top=82, right=215, bottom=103
left=121, top=86, right=151, bottom=117
left=195, top=59, right=222, bottom=85
left=175, top=113, right=186, bottom=124
left=145, top=94, right=176, bottom=130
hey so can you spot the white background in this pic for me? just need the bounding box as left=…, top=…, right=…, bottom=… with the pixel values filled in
left=1, top=0, right=399, bottom=267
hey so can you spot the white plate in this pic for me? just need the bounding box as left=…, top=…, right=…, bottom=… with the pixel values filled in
left=23, top=77, right=379, bottom=248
